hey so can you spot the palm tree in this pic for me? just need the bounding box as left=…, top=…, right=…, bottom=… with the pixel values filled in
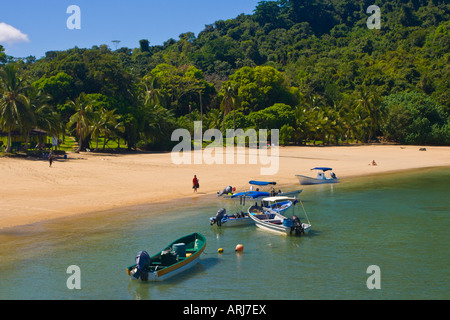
left=66, top=93, right=95, bottom=152
left=294, top=106, right=311, bottom=145
left=26, top=88, right=60, bottom=150
left=0, top=64, right=32, bottom=152
left=204, top=108, right=222, bottom=129
left=354, top=86, right=384, bottom=142
left=90, top=107, right=123, bottom=151
left=220, top=84, right=240, bottom=133
left=141, top=74, right=166, bottom=107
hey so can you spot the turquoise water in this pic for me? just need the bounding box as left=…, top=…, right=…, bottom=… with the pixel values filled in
left=0, top=167, right=449, bottom=300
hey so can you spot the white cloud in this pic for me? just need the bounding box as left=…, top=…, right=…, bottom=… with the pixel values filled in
left=0, top=22, right=29, bottom=44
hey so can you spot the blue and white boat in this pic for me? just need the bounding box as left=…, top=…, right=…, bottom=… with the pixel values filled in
left=296, top=167, right=339, bottom=185
left=211, top=190, right=263, bottom=227
left=210, top=195, right=295, bottom=228
left=247, top=196, right=311, bottom=236
left=222, top=180, right=302, bottom=199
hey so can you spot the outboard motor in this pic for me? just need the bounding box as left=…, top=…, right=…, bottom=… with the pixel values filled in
left=133, top=250, right=150, bottom=281
left=211, top=208, right=226, bottom=226
left=291, top=215, right=304, bottom=236
left=217, top=186, right=233, bottom=197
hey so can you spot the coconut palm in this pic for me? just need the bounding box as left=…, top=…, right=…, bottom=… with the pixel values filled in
left=141, top=74, right=166, bottom=107
left=204, top=108, right=222, bottom=129
left=354, top=86, right=384, bottom=142
left=220, top=84, right=240, bottom=133
left=89, top=106, right=123, bottom=151
left=66, top=93, right=95, bottom=152
left=0, top=64, right=33, bottom=153
left=26, top=88, right=61, bottom=150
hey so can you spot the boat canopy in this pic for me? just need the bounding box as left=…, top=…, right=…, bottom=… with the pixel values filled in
left=231, top=191, right=270, bottom=199
left=249, top=180, right=277, bottom=186
left=262, top=196, right=296, bottom=202
left=311, top=167, right=333, bottom=171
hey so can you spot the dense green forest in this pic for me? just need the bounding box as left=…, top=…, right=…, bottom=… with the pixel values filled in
left=1, top=0, right=449, bottom=153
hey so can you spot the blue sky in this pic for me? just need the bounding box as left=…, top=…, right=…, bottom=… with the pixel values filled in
left=0, top=0, right=261, bottom=59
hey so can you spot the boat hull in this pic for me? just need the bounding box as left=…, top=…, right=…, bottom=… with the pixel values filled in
left=296, top=175, right=339, bottom=185
left=248, top=207, right=310, bottom=236
left=152, top=250, right=203, bottom=281
left=127, top=232, right=206, bottom=281
left=210, top=215, right=254, bottom=227
left=221, top=216, right=253, bottom=227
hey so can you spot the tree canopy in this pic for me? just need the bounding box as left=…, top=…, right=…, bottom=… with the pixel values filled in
left=1, top=0, right=449, bottom=151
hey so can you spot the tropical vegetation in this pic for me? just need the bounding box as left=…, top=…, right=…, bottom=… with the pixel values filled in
left=1, top=0, right=449, bottom=153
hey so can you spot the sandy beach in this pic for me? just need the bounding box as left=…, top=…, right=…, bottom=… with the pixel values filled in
left=1, top=144, right=449, bottom=229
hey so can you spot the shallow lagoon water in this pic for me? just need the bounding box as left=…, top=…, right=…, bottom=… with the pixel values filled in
left=0, top=167, right=449, bottom=300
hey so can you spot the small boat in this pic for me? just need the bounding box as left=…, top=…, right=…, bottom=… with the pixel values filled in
left=248, top=180, right=304, bottom=198
left=296, top=167, right=339, bottom=185
left=248, top=196, right=311, bottom=236
left=210, top=196, right=295, bottom=227
left=210, top=208, right=253, bottom=227
left=222, top=180, right=303, bottom=199
left=126, top=232, right=206, bottom=281
left=248, top=206, right=311, bottom=236
left=212, top=190, right=268, bottom=227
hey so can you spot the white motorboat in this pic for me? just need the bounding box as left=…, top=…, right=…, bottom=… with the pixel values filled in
left=247, top=196, right=311, bottom=236
left=296, top=167, right=339, bottom=185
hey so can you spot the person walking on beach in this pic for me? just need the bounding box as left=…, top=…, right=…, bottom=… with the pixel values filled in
left=193, top=175, right=199, bottom=192
left=48, top=151, right=54, bottom=167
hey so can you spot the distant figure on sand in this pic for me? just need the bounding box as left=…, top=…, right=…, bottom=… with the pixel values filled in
left=369, top=160, right=377, bottom=166
left=193, top=175, right=199, bottom=192
left=48, top=151, right=54, bottom=167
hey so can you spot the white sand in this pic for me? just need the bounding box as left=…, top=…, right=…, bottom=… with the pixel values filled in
left=1, top=145, right=449, bottom=229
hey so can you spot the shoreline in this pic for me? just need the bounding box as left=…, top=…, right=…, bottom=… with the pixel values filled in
left=1, top=145, right=449, bottom=230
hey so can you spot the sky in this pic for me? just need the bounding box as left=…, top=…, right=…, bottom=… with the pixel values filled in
left=0, top=0, right=261, bottom=59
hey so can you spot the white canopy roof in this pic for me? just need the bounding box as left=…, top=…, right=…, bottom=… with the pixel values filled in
left=262, top=196, right=296, bottom=202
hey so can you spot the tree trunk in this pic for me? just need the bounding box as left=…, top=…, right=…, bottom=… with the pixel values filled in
left=5, top=128, right=12, bottom=153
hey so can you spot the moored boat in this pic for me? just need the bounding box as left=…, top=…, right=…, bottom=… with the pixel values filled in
left=210, top=195, right=295, bottom=227
left=126, top=232, right=206, bottom=281
left=247, top=196, right=311, bottom=236
left=210, top=208, right=253, bottom=227
left=248, top=205, right=311, bottom=236
left=222, top=180, right=303, bottom=199
left=296, top=167, right=339, bottom=185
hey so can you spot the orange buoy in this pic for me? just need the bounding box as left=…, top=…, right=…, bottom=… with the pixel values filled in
left=235, top=244, right=244, bottom=252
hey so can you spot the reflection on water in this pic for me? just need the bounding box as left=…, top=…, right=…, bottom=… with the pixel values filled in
left=0, top=167, right=449, bottom=300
